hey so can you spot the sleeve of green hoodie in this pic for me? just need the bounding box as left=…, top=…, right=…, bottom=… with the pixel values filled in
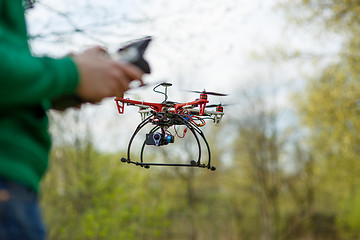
left=0, top=0, right=79, bottom=110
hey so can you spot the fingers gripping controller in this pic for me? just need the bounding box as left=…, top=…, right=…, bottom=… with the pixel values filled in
left=52, top=37, right=152, bottom=110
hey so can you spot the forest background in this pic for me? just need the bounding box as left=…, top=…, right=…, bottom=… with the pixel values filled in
left=26, top=0, right=360, bottom=239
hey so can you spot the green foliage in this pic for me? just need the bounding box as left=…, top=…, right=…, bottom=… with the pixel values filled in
left=281, top=0, right=360, bottom=34
left=284, top=1, right=360, bottom=239
left=41, top=144, right=168, bottom=240
left=295, top=62, right=360, bottom=239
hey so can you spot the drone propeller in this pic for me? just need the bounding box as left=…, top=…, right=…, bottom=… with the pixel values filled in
left=186, top=89, right=228, bottom=96
left=205, top=103, right=233, bottom=108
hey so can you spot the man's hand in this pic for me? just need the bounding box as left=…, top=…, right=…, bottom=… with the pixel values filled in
left=73, top=46, right=144, bottom=103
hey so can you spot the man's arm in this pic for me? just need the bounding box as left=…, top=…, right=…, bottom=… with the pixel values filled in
left=0, top=46, right=79, bottom=110
left=0, top=45, right=143, bottom=111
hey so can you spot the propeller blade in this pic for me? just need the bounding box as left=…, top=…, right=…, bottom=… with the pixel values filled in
left=205, top=104, right=220, bottom=108
left=186, top=90, right=228, bottom=96
left=205, top=103, right=235, bottom=108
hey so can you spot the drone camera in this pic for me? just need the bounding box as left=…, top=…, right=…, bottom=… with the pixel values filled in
left=153, top=132, right=161, bottom=146
left=146, top=132, right=174, bottom=146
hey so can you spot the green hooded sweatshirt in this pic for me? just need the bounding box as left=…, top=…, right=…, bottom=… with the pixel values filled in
left=0, top=0, right=79, bottom=192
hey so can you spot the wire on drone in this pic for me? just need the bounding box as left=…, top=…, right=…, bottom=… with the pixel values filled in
left=174, top=126, right=188, bottom=138
left=190, top=116, right=206, bottom=127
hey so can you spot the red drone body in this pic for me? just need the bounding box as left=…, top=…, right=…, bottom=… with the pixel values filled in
left=115, top=98, right=209, bottom=115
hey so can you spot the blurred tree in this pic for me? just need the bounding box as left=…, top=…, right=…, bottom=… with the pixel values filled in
left=295, top=62, right=360, bottom=239
left=285, top=0, right=360, bottom=31
left=280, top=0, right=360, bottom=238
left=232, top=88, right=287, bottom=240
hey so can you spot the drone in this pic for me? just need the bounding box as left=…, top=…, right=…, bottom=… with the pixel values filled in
left=114, top=82, right=227, bottom=171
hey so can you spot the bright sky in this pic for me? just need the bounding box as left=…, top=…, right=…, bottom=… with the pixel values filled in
left=25, top=0, right=340, bottom=152
left=27, top=0, right=286, bottom=91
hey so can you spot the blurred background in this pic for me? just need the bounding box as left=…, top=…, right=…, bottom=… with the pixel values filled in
left=26, top=0, right=360, bottom=239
